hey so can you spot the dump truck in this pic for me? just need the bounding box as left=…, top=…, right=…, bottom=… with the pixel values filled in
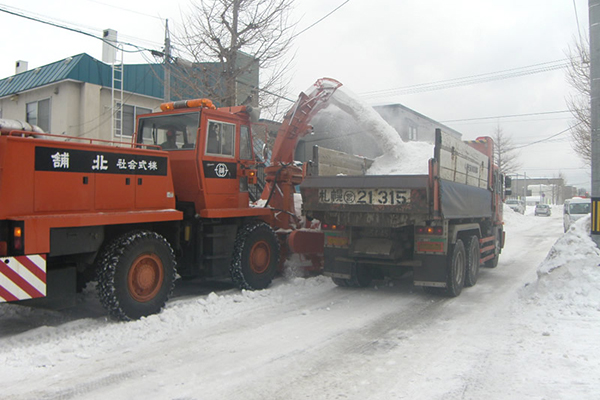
left=0, top=79, right=339, bottom=320
left=300, top=128, right=507, bottom=296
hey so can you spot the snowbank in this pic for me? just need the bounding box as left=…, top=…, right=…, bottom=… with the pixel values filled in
left=522, top=215, right=600, bottom=317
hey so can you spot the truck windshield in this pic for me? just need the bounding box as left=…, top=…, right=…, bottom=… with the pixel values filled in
left=137, top=112, right=200, bottom=150
left=569, top=202, right=591, bottom=215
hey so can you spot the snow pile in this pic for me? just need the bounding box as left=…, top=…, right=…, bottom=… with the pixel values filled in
left=329, top=86, right=432, bottom=175
left=0, top=275, right=336, bottom=370
left=367, top=140, right=433, bottom=175
left=522, top=215, right=600, bottom=318
left=538, top=215, right=600, bottom=275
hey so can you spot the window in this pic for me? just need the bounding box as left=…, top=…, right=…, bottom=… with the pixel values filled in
left=119, top=104, right=152, bottom=138
left=26, top=98, right=50, bottom=132
left=206, top=121, right=235, bottom=157
left=137, top=112, right=200, bottom=150
left=240, top=125, right=252, bottom=160
left=408, top=125, right=417, bottom=141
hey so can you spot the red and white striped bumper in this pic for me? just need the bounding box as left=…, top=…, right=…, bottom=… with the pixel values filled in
left=0, top=255, right=47, bottom=302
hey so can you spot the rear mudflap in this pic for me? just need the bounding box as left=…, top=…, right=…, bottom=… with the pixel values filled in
left=323, top=250, right=353, bottom=279
left=413, top=254, right=447, bottom=287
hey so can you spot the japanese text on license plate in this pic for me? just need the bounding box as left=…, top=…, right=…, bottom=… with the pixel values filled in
left=318, top=188, right=410, bottom=205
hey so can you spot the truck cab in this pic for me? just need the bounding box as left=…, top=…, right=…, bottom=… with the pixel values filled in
left=134, top=100, right=278, bottom=288
left=135, top=101, right=262, bottom=215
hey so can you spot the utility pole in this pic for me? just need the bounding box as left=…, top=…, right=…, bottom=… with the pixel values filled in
left=591, top=0, right=600, bottom=244
left=164, top=19, right=171, bottom=103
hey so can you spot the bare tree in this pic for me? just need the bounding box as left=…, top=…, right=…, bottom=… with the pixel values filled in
left=172, top=0, right=296, bottom=112
left=492, top=124, right=521, bottom=174
left=565, top=35, right=592, bottom=165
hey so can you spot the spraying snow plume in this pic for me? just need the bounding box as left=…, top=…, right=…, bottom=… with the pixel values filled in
left=328, top=86, right=432, bottom=175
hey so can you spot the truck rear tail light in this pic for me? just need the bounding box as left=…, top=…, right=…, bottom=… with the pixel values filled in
left=416, top=226, right=443, bottom=235
left=13, top=226, right=23, bottom=251
left=322, top=223, right=345, bottom=231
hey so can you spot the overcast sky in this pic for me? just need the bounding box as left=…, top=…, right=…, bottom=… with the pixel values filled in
left=0, top=0, right=591, bottom=190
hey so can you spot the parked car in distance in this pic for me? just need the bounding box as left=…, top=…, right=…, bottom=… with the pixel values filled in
left=534, top=204, right=551, bottom=217
left=563, top=197, right=591, bottom=232
left=506, top=199, right=526, bottom=214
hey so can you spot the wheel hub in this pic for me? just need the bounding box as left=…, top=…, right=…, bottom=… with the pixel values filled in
left=250, top=241, right=270, bottom=274
left=128, top=253, right=164, bottom=302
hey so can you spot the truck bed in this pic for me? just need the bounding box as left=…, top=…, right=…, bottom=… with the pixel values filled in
left=301, top=174, right=430, bottom=228
left=300, top=130, right=494, bottom=228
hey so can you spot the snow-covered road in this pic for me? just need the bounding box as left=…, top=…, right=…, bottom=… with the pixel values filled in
left=1, top=207, right=599, bottom=399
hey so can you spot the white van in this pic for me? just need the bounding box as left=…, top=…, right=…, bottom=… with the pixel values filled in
left=563, top=197, right=591, bottom=232
left=506, top=198, right=526, bottom=214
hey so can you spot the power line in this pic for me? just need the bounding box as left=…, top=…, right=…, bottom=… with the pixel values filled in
left=524, top=167, right=588, bottom=171
left=451, top=116, right=572, bottom=127
left=362, top=58, right=568, bottom=95
left=573, top=0, right=583, bottom=42
left=85, top=0, right=165, bottom=21
left=359, top=59, right=569, bottom=99
left=440, top=110, right=571, bottom=123
left=292, top=0, right=351, bottom=39
left=513, top=123, right=582, bottom=150
left=0, top=5, right=154, bottom=54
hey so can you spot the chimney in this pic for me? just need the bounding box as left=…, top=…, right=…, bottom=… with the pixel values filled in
left=102, top=29, right=118, bottom=64
left=15, top=60, right=28, bottom=74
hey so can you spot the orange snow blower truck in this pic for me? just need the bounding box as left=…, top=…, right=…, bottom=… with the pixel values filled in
left=0, top=78, right=340, bottom=320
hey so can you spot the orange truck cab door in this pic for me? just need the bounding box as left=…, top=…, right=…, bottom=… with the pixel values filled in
left=199, top=111, right=253, bottom=210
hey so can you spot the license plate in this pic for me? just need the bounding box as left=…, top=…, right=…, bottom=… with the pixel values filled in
left=318, top=188, right=410, bottom=206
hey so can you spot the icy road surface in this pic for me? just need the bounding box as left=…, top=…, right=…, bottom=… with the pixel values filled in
left=1, top=207, right=599, bottom=399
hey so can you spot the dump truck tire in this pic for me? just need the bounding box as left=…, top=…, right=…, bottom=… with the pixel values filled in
left=445, top=239, right=466, bottom=297
left=464, top=235, right=480, bottom=287
left=230, top=223, right=279, bottom=290
left=97, top=231, right=176, bottom=321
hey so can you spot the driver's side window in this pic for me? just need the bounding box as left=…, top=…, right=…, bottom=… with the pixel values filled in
left=206, top=121, right=235, bottom=157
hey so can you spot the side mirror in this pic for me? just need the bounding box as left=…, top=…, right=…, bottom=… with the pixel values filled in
left=246, top=106, right=261, bottom=123
left=504, top=176, right=512, bottom=188
left=262, top=142, right=270, bottom=163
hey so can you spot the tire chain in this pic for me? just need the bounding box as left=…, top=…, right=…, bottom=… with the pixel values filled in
left=96, top=230, right=177, bottom=321
left=229, top=222, right=280, bottom=290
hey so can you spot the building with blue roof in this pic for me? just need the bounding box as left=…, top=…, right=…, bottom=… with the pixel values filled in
left=0, top=51, right=258, bottom=142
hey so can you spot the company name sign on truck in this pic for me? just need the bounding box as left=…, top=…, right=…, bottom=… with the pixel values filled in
left=35, top=147, right=169, bottom=176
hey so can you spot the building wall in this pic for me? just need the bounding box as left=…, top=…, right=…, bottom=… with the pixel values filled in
left=79, top=81, right=103, bottom=139
left=507, top=176, right=567, bottom=205
left=54, top=81, right=81, bottom=136
left=1, top=80, right=163, bottom=142
left=373, top=104, right=462, bottom=142
left=98, top=87, right=162, bottom=142
left=0, top=83, right=62, bottom=132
